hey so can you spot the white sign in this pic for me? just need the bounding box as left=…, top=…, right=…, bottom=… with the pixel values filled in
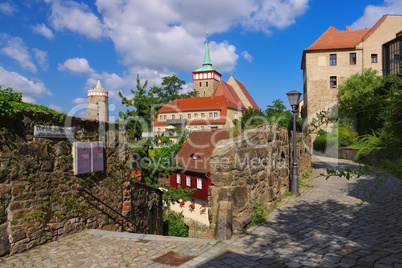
left=34, top=125, right=75, bottom=138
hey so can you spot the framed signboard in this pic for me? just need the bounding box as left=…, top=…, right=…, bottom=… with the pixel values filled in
left=91, top=142, right=104, bottom=172
left=73, top=142, right=91, bottom=175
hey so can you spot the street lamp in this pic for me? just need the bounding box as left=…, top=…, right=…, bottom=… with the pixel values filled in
left=286, top=90, right=302, bottom=195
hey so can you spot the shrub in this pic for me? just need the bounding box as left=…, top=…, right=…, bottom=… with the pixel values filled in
left=250, top=203, right=266, bottom=226
left=163, top=211, right=189, bottom=237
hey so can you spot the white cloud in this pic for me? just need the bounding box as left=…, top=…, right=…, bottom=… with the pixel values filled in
left=58, top=58, right=94, bottom=74
left=351, top=0, right=402, bottom=29
left=46, top=0, right=106, bottom=39
left=0, top=66, right=52, bottom=101
left=32, top=23, right=54, bottom=39
left=0, top=2, right=17, bottom=15
left=241, top=51, right=253, bottom=63
left=72, top=98, right=86, bottom=104
left=32, top=48, right=49, bottom=71
left=22, top=95, right=37, bottom=104
left=1, top=36, right=37, bottom=73
left=49, top=104, right=63, bottom=112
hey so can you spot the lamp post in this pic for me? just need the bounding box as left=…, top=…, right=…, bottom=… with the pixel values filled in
left=286, top=90, right=302, bottom=195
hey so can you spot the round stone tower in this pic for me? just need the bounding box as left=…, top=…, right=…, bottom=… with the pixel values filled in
left=87, top=80, right=109, bottom=122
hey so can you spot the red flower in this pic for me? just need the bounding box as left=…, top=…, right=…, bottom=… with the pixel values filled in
left=180, top=201, right=185, bottom=206
left=189, top=203, right=195, bottom=210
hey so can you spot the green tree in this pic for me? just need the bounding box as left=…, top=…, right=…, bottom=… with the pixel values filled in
left=240, top=107, right=265, bottom=130
left=264, top=99, right=292, bottom=128
left=119, top=74, right=159, bottom=140
left=337, top=68, right=385, bottom=135
left=151, top=74, right=197, bottom=104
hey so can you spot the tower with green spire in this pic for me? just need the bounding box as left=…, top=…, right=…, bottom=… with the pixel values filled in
left=192, top=33, right=222, bottom=97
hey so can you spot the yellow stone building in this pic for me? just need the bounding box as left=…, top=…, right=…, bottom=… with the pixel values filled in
left=301, top=15, right=402, bottom=125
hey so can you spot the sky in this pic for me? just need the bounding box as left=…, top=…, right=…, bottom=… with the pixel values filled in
left=0, top=0, right=401, bottom=120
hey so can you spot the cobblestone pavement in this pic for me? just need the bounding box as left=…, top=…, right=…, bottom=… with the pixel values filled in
left=1, top=156, right=402, bottom=267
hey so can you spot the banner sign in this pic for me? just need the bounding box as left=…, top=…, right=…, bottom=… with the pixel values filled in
left=34, top=125, right=74, bottom=138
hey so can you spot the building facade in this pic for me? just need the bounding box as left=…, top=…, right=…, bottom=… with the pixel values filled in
left=301, top=15, right=402, bottom=125
left=87, top=80, right=109, bottom=122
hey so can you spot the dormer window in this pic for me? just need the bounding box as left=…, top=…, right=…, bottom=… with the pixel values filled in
left=190, top=153, right=201, bottom=160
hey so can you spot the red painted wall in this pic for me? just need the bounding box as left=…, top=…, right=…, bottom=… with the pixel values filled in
left=170, top=172, right=211, bottom=201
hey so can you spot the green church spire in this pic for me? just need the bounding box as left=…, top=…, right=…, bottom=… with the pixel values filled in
left=194, top=32, right=218, bottom=72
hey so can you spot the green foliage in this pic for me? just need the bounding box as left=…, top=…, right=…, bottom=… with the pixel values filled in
left=0, top=86, right=66, bottom=123
left=250, top=202, right=266, bottom=226
left=163, top=211, right=189, bottom=237
left=0, top=86, right=22, bottom=116
left=313, top=119, right=357, bottom=152
left=162, top=186, right=196, bottom=204
left=241, top=107, right=266, bottom=130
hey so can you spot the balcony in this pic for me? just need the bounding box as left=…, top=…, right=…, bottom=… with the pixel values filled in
left=166, top=119, right=187, bottom=125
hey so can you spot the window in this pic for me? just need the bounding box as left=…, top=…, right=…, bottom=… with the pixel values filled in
left=199, top=82, right=201, bottom=87
left=180, top=114, right=183, bottom=119
left=159, top=115, right=163, bottom=120
left=235, top=112, right=239, bottom=120
left=214, top=112, right=218, bottom=118
left=197, top=178, right=202, bottom=189
left=157, top=128, right=161, bottom=133
left=172, top=115, right=175, bottom=120
left=186, top=176, right=191, bottom=186
left=349, top=53, right=356, bottom=65
left=188, top=114, right=191, bottom=119
left=163, top=115, right=167, bottom=121
left=371, top=54, right=378, bottom=63
left=187, top=126, right=192, bottom=131
left=330, top=76, right=337, bottom=88
left=194, top=113, right=198, bottom=119
left=208, top=126, right=211, bottom=129
left=209, top=112, right=213, bottom=118
left=206, top=82, right=208, bottom=87
left=194, top=126, right=198, bottom=130
left=201, top=113, right=205, bottom=118
left=176, top=174, right=181, bottom=184
left=201, top=126, right=204, bottom=130
left=330, top=54, right=337, bottom=66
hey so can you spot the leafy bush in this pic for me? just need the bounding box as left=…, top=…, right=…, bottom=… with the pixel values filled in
left=313, top=119, right=357, bottom=152
left=0, top=86, right=22, bottom=116
left=250, top=203, right=266, bottom=226
left=163, top=211, right=189, bottom=237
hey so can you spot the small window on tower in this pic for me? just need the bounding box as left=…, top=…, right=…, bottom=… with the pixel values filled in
left=206, top=82, right=208, bottom=87
left=199, top=82, right=202, bottom=87
left=371, top=54, right=378, bottom=63
left=330, top=76, right=337, bottom=88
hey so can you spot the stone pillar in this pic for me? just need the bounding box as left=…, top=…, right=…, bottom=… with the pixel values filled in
left=214, top=201, right=233, bottom=240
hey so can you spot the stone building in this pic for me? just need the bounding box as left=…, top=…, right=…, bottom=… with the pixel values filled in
left=87, top=80, right=109, bottom=122
left=301, top=15, right=402, bottom=125
left=152, top=36, right=258, bottom=134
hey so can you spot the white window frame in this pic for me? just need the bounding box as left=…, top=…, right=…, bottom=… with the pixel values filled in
left=214, top=112, right=218, bottom=118
left=186, top=175, right=191, bottom=186
left=197, top=178, right=202, bottom=189
left=176, top=174, right=181, bottom=184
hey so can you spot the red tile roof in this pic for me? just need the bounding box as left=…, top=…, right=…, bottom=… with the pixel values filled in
left=174, top=128, right=230, bottom=173
left=305, top=26, right=371, bottom=51
left=158, top=95, right=239, bottom=113
left=213, top=80, right=245, bottom=109
left=231, top=77, right=259, bottom=110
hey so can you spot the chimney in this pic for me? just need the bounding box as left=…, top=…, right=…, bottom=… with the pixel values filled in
left=345, top=26, right=349, bottom=31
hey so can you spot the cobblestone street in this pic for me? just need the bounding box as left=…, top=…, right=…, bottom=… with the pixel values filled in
left=1, top=156, right=402, bottom=267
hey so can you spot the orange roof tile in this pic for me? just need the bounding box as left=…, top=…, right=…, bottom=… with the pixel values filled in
left=305, top=26, right=370, bottom=51
left=213, top=80, right=245, bottom=109
left=158, top=95, right=239, bottom=113
left=174, top=128, right=230, bottom=173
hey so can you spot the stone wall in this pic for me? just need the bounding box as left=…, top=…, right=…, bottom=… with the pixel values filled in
left=0, top=111, right=161, bottom=256
left=209, top=124, right=311, bottom=238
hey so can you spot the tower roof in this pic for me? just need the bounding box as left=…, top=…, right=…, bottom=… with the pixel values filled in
left=194, top=34, right=219, bottom=73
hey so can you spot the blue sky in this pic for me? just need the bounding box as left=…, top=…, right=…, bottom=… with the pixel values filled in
left=0, top=0, right=401, bottom=120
